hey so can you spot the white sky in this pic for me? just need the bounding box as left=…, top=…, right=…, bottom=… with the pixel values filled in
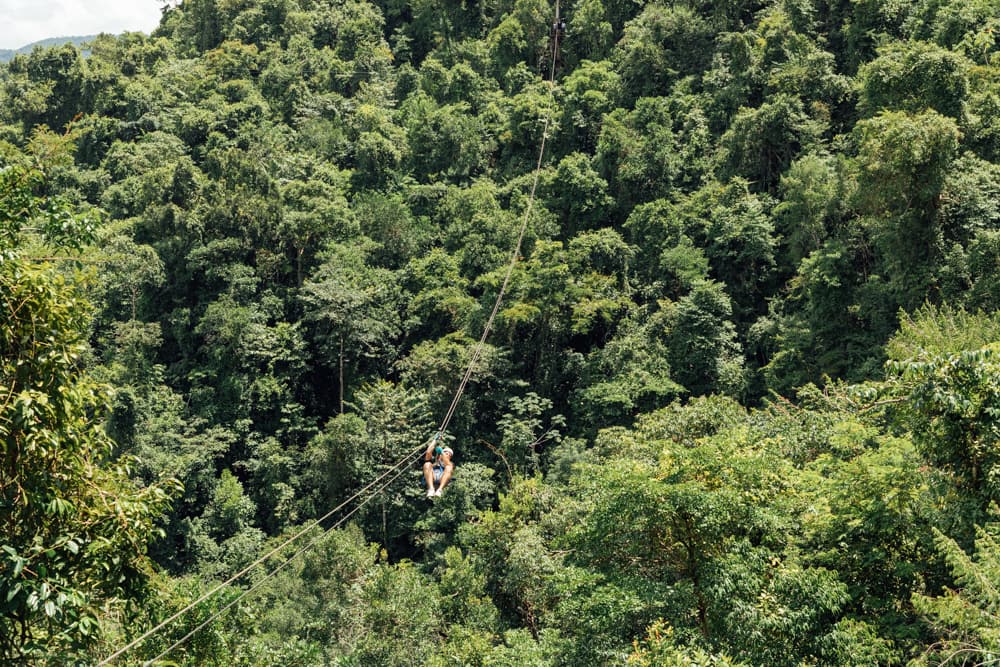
left=0, top=0, right=164, bottom=50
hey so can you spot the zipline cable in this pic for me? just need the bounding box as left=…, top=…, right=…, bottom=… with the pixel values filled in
left=140, top=456, right=418, bottom=666
left=98, top=441, right=426, bottom=666
left=101, top=2, right=564, bottom=662
left=435, top=0, right=563, bottom=439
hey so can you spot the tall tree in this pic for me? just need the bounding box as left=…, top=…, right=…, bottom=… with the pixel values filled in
left=1, top=139, right=175, bottom=663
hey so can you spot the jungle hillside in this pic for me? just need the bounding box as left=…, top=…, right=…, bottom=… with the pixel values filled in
left=3, top=0, right=1000, bottom=664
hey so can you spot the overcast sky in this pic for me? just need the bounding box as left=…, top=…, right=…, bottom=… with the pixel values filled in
left=0, top=0, right=164, bottom=50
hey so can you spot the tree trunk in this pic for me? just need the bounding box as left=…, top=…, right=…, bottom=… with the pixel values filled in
left=296, top=246, right=304, bottom=287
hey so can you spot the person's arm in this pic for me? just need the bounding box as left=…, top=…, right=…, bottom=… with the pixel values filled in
left=425, top=441, right=435, bottom=462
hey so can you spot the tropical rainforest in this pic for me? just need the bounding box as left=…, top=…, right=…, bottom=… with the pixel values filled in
left=2, top=0, right=1000, bottom=664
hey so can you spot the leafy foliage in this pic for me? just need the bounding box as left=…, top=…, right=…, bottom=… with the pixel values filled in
left=1, top=0, right=1000, bottom=663
left=0, top=143, right=176, bottom=663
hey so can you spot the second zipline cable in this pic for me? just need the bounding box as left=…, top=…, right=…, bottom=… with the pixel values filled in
left=140, top=453, right=421, bottom=666
left=97, top=442, right=426, bottom=666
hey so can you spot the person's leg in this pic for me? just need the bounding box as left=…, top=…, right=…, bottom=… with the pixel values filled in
left=436, top=463, right=454, bottom=494
left=423, top=461, right=435, bottom=495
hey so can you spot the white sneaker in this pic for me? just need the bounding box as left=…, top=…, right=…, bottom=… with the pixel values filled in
left=426, top=489, right=435, bottom=498
left=434, top=488, right=443, bottom=497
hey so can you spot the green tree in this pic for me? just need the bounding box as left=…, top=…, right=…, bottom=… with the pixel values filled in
left=300, top=241, right=403, bottom=414
left=541, top=152, right=613, bottom=235
left=596, top=97, right=683, bottom=213
left=576, top=307, right=684, bottom=429
left=302, top=380, right=432, bottom=549
left=701, top=180, right=778, bottom=321
left=911, top=523, right=1000, bottom=666
left=1, top=142, right=175, bottom=662
left=853, top=109, right=961, bottom=309
left=97, top=235, right=166, bottom=322
left=666, top=281, right=746, bottom=398
left=2, top=45, right=86, bottom=131
left=614, top=5, right=714, bottom=103
left=774, top=153, right=847, bottom=267
left=890, top=343, right=1000, bottom=513
left=628, top=622, right=747, bottom=666
left=401, top=93, right=488, bottom=182
left=564, top=0, right=613, bottom=63
left=277, top=159, right=355, bottom=285
left=495, top=393, right=565, bottom=477
left=557, top=60, right=621, bottom=154
left=858, top=41, right=970, bottom=120
left=717, top=94, right=820, bottom=192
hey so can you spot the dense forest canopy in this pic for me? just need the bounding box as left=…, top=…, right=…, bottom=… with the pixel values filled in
left=3, top=0, right=1000, bottom=663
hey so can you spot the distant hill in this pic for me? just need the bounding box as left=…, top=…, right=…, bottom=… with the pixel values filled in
left=0, top=35, right=98, bottom=63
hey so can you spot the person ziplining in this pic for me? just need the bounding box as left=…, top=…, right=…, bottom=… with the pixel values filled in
left=423, top=435, right=454, bottom=498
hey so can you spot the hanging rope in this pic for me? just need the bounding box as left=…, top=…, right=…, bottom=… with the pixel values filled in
left=435, top=0, right=563, bottom=439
